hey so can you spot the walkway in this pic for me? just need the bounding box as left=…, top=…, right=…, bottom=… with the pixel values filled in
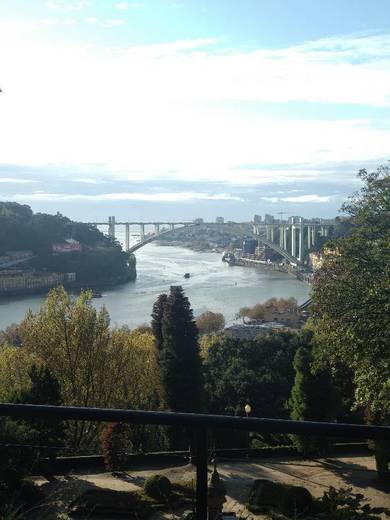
left=34, top=454, right=390, bottom=519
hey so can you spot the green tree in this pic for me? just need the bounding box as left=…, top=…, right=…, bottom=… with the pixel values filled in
left=22, top=287, right=119, bottom=448
left=203, top=331, right=304, bottom=447
left=152, top=286, right=203, bottom=414
left=311, top=167, right=390, bottom=419
left=17, top=365, right=65, bottom=452
left=204, top=331, right=301, bottom=418
left=289, top=345, right=335, bottom=455
left=0, top=418, right=41, bottom=515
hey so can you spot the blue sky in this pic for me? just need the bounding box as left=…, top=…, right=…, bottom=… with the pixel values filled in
left=0, top=0, right=389, bottom=220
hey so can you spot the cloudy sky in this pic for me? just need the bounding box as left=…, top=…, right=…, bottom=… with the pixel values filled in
left=0, top=0, right=389, bottom=221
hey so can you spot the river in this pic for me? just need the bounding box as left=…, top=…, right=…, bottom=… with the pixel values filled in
left=0, top=243, right=310, bottom=330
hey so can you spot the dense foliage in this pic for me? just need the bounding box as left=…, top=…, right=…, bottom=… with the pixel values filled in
left=238, top=297, right=298, bottom=322
left=16, top=365, right=65, bottom=453
left=311, top=167, right=390, bottom=420
left=0, top=201, right=135, bottom=284
left=203, top=331, right=307, bottom=420
left=196, top=311, right=225, bottom=335
left=0, top=202, right=107, bottom=254
left=152, top=286, right=204, bottom=414
left=1, top=287, right=161, bottom=450
left=289, top=345, right=334, bottom=454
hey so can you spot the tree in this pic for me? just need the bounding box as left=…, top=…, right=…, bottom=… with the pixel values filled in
left=0, top=323, right=23, bottom=347
left=151, top=294, right=168, bottom=354
left=109, top=327, right=166, bottom=452
left=238, top=303, right=265, bottom=322
left=151, top=287, right=204, bottom=450
left=203, top=331, right=305, bottom=447
left=196, top=311, right=225, bottom=335
left=204, top=331, right=302, bottom=419
left=289, top=345, right=335, bottom=455
left=152, top=286, right=204, bottom=414
left=22, top=287, right=123, bottom=448
left=0, top=418, right=41, bottom=515
left=0, top=290, right=164, bottom=454
left=237, top=298, right=299, bottom=323
left=17, top=365, right=65, bottom=452
left=0, top=343, right=35, bottom=402
left=311, top=167, right=390, bottom=419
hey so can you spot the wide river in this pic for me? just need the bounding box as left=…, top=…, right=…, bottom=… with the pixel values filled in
left=0, top=244, right=310, bottom=330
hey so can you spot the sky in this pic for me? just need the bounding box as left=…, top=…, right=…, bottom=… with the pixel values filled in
left=0, top=0, right=390, bottom=221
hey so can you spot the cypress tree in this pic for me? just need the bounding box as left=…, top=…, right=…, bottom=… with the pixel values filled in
left=151, top=293, right=168, bottom=353
left=289, top=346, right=334, bottom=455
left=151, top=293, right=169, bottom=409
left=152, top=286, right=204, bottom=414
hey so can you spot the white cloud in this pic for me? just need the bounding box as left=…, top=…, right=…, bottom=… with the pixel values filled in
left=262, top=195, right=331, bottom=203
left=101, top=19, right=125, bottom=28
left=116, top=1, right=145, bottom=9
left=85, top=17, right=125, bottom=27
left=0, top=177, right=38, bottom=184
left=46, top=0, right=89, bottom=12
left=9, top=191, right=243, bottom=202
left=72, top=178, right=108, bottom=184
left=0, top=31, right=390, bottom=186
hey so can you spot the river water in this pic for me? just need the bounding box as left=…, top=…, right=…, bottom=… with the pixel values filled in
left=0, top=243, right=310, bottom=330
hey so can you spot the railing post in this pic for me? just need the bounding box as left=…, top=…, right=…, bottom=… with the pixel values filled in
left=195, top=427, right=208, bottom=520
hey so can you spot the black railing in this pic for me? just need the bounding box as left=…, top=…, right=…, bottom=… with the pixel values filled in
left=0, top=403, right=389, bottom=520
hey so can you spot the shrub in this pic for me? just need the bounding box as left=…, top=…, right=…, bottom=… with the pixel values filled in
left=248, top=479, right=312, bottom=517
left=101, top=423, right=132, bottom=472
left=143, top=475, right=172, bottom=501
left=279, top=485, right=312, bottom=517
left=374, top=440, right=390, bottom=482
left=312, top=486, right=390, bottom=519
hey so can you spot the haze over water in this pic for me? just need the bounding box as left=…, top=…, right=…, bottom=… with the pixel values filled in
left=0, top=242, right=310, bottom=331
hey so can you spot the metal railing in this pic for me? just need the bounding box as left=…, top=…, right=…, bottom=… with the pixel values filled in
left=0, top=403, right=389, bottom=520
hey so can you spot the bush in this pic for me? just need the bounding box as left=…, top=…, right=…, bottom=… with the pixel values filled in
left=374, top=440, right=390, bottom=482
left=280, top=485, right=312, bottom=517
left=248, top=479, right=312, bottom=517
left=101, top=423, right=132, bottom=472
left=143, top=475, right=172, bottom=501
left=311, top=486, right=390, bottom=519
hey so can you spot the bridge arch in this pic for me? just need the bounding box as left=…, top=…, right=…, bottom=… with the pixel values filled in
left=256, top=235, right=302, bottom=265
left=127, top=224, right=194, bottom=253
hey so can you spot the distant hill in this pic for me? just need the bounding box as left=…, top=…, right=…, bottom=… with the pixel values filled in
left=0, top=202, right=136, bottom=286
left=0, top=202, right=111, bottom=254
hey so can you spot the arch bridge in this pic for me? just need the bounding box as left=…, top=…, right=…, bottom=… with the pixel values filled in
left=89, top=216, right=194, bottom=253
left=89, top=216, right=334, bottom=264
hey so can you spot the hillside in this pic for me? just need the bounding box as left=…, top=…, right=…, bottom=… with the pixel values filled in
left=0, top=202, right=136, bottom=286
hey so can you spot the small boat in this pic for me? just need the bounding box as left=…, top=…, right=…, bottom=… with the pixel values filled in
left=184, top=273, right=191, bottom=279
left=92, top=290, right=102, bottom=298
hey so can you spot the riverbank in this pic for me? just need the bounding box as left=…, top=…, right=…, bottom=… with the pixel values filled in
left=0, top=268, right=136, bottom=298
left=0, top=244, right=310, bottom=331
left=157, top=241, right=312, bottom=284
left=236, top=257, right=313, bottom=283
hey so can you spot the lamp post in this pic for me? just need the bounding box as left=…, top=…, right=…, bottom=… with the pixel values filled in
left=244, top=403, right=252, bottom=458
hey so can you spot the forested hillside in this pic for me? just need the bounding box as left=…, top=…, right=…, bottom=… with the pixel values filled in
left=0, top=202, right=136, bottom=285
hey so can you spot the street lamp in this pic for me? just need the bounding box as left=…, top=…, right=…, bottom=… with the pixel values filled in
left=244, top=404, right=252, bottom=458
